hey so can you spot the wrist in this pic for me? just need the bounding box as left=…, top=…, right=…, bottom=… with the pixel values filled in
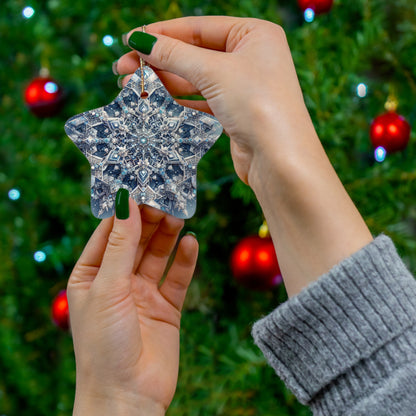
left=246, top=106, right=322, bottom=196
left=73, top=389, right=165, bottom=416
left=246, top=115, right=372, bottom=296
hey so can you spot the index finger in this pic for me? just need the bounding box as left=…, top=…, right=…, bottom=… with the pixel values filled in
left=133, top=16, right=244, bottom=51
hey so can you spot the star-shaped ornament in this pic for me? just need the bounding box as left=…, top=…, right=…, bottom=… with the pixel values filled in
left=65, top=66, right=223, bottom=219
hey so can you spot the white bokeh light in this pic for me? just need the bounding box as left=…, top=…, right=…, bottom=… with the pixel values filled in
left=34, top=250, right=47, bottom=262
left=103, top=35, right=114, bottom=46
left=44, top=81, right=58, bottom=94
left=356, top=83, right=368, bottom=98
left=22, top=6, right=35, bottom=19
left=304, top=8, right=315, bottom=23
left=8, top=189, right=21, bottom=200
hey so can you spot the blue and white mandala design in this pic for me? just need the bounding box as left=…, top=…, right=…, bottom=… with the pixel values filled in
left=65, top=66, right=223, bottom=219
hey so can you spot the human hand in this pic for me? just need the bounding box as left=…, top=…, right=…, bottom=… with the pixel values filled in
left=116, top=17, right=372, bottom=297
left=67, top=198, right=198, bottom=415
left=115, top=16, right=313, bottom=185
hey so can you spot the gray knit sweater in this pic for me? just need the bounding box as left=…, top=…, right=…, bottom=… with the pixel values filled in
left=252, top=235, right=416, bottom=416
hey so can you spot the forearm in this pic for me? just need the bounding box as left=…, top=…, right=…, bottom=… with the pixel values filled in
left=248, top=106, right=373, bottom=296
left=73, top=390, right=165, bottom=416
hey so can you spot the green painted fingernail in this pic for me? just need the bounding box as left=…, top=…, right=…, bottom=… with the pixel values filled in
left=112, top=60, right=119, bottom=76
left=128, top=31, right=157, bottom=55
left=117, top=75, right=124, bottom=89
left=115, top=188, right=129, bottom=219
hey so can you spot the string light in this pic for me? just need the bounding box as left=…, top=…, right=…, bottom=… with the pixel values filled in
left=374, top=146, right=387, bottom=163
left=8, top=189, right=20, bottom=200
left=44, top=81, right=58, bottom=93
left=34, top=250, right=47, bottom=262
left=22, top=6, right=35, bottom=19
left=304, top=8, right=315, bottom=22
left=102, top=35, right=114, bottom=46
left=356, top=83, right=368, bottom=98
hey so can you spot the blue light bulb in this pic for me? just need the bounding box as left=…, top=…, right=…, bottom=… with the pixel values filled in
left=374, top=146, right=387, bottom=163
left=34, top=250, right=47, bottom=262
left=8, top=189, right=21, bottom=200
left=44, top=81, right=58, bottom=94
left=304, top=8, right=315, bottom=22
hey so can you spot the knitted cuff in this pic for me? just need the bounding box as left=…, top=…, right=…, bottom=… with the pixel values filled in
left=251, top=235, right=416, bottom=408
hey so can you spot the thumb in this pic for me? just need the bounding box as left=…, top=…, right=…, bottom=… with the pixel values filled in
left=96, top=190, right=142, bottom=285
left=126, top=30, right=218, bottom=93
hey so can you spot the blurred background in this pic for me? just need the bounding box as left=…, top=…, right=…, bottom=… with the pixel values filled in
left=1, top=0, right=416, bottom=414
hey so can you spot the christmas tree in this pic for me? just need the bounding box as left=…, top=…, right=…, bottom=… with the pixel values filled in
left=1, top=0, right=415, bottom=415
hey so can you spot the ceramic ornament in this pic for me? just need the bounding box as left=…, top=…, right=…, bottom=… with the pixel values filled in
left=65, top=66, right=223, bottom=219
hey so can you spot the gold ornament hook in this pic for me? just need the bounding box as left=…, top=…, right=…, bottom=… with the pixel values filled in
left=258, top=220, right=270, bottom=238
left=139, top=26, right=148, bottom=99
left=385, top=85, right=398, bottom=112
left=384, top=94, right=398, bottom=112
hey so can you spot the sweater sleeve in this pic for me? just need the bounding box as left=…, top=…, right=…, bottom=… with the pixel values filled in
left=251, top=235, right=416, bottom=416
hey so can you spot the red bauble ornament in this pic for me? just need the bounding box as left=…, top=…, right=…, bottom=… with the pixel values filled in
left=51, top=290, right=69, bottom=330
left=298, top=0, right=334, bottom=14
left=370, top=111, right=411, bottom=153
left=230, top=235, right=282, bottom=290
left=24, top=76, right=63, bottom=117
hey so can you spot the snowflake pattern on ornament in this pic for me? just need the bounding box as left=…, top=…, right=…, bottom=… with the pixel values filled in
left=64, top=66, right=223, bottom=219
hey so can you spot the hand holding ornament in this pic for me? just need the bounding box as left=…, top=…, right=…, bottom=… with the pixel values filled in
left=117, top=16, right=372, bottom=297
left=68, top=197, right=198, bottom=416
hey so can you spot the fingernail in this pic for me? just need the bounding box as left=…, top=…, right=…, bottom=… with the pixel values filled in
left=117, top=75, right=124, bottom=89
left=128, top=31, right=157, bottom=55
left=115, top=188, right=129, bottom=219
left=122, top=33, right=128, bottom=46
left=112, top=60, right=119, bottom=76
left=186, top=231, right=197, bottom=239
